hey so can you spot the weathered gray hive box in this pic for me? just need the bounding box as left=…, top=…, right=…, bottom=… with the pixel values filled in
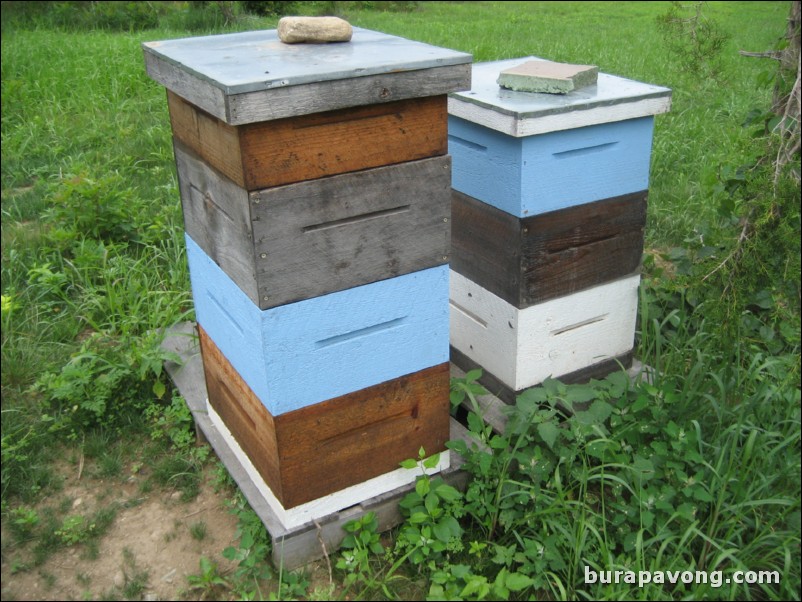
left=144, top=28, right=471, bottom=527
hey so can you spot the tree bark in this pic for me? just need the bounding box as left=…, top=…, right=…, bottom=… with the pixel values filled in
left=773, top=0, right=801, bottom=114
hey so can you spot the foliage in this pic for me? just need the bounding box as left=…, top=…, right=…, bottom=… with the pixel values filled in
left=312, top=1, right=420, bottom=15
left=1, top=1, right=165, bottom=31
left=187, top=556, right=229, bottom=600
left=656, top=1, right=730, bottom=77
left=222, top=493, right=275, bottom=599
left=337, top=511, right=385, bottom=590
left=241, top=1, right=299, bottom=16
left=396, top=449, right=464, bottom=566
left=1, top=2, right=799, bottom=600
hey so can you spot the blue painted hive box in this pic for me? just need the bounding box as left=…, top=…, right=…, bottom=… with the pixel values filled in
left=448, top=57, right=671, bottom=217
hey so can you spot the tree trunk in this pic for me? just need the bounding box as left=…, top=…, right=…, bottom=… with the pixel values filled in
left=773, top=0, right=800, bottom=114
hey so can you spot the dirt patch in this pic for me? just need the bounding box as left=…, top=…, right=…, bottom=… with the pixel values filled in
left=1, top=462, right=241, bottom=601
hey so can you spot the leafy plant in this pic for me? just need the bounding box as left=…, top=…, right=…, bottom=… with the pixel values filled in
left=395, top=448, right=464, bottom=566
left=190, top=520, right=208, bottom=541
left=336, top=511, right=385, bottom=589
left=54, top=509, right=116, bottom=546
left=449, top=368, right=489, bottom=416
left=8, top=506, right=40, bottom=540
left=187, top=556, right=229, bottom=600
left=223, top=493, right=275, bottom=599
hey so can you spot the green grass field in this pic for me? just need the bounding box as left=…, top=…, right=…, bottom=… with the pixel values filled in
left=2, top=2, right=799, bottom=600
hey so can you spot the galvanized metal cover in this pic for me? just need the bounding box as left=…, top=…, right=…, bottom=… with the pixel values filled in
left=143, top=27, right=472, bottom=96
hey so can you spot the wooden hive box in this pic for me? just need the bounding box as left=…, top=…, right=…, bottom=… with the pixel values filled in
left=185, top=235, right=450, bottom=416
left=450, top=270, right=640, bottom=396
left=451, top=189, right=647, bottom=308
left=199, top=324, right=450, bottom=521
left=144, top=28, right=471, bottom=523
left=175, top=143, right=452, bottom=310
left=448, top=57, right=671, bottom=218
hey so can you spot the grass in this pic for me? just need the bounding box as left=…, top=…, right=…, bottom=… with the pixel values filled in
left=190, top=520, right=208, bottom=541
left=2, top=1, right=799, bottom=600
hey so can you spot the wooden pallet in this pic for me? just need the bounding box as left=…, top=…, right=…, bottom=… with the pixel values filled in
left=161, top=322, right=474, bottom=570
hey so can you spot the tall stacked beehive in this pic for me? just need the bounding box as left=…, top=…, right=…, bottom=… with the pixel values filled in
left=448, top=58, right=671, bottom=402
left=144, top=28, right=471, bottom=528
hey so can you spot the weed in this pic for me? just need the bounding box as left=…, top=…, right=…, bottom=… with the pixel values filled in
left=271, top=569, right=311, bottom=601
left=120, top=548, right=150, bottom=600
left=76, top=572, right=91, bottom=587
left=223, top=493, right=274, bottom=598
left=54, top=504, right=117, bottom=547
left=39, top=570, right=56, bottom=590
left=187, top=556, right=229, bottom=600
left=336, top=512, right=385, bottom=589
left=395, top=449, right=464, bottom=565
left=98, top=449, right=124, bottom=479
left=55, top=515, right=90, bottom=546
left=190, top=520, right=208, bottom=541
left=8, top=506, right=40, bottom=540
left=656, top=1, right=730, bottom=78
left=148, top=443, right=206, bottom=501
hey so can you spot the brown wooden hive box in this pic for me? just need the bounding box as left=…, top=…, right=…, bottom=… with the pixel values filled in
left=450, top=189, right=647, bottom=308
left=198, top=326, right=451, bottom=509
left=168, top=91, right=448, bottom=192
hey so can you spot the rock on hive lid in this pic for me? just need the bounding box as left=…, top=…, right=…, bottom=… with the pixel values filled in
left=450, top=57, right=672, bottom=137
left=497, top=60, right=598, bottom=94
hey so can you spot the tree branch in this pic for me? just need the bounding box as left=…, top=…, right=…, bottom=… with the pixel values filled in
left=739, top=50, right=782, bottom=60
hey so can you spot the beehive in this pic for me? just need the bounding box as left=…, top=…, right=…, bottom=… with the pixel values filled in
left=144, top=28, right=471, bottom=527
left=448, top=57, right=671, bottom=400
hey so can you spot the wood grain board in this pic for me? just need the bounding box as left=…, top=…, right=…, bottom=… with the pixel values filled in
left=449, top=114, right=655, bottom=217
left=199, top=326, right=450, bottom=510
left=169, top=91, right=447, bottom=190
left=451, top=190, right=647, bottom=307
left=174, top=140, right=259, bottom=302
left=449, top=270, right=640, bottom=392
left=176, top=143, right=451, bottom=310
left=187, top=234, right=449, bottom=416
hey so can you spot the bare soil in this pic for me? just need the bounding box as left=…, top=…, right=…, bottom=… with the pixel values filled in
left=1, top=458, right=242, bottom=601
